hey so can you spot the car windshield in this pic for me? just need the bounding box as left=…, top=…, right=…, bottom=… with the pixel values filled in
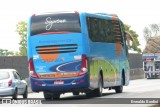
left=0, top=72, right=10, bottom=80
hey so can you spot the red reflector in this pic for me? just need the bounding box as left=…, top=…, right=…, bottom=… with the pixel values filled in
left=79, top=79, right=84, bottom=83
left=34, top=81, right=42, bottom=86
left=34, top=82, right=38, bottom=84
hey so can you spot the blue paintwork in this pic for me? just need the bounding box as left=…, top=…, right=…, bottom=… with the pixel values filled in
left=30, top=73, right=89, bottom=92
left=27, top=12, right=130, bottom=93
left=49, top=60, right=81, bottom=72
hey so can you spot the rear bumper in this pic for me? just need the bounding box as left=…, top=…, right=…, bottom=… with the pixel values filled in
left=0, top=87, right=15, bottom=97
left=30, top=73, right=90, bottom=93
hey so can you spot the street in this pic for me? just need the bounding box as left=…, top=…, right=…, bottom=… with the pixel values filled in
left=1, top=79, right=160, bottom=107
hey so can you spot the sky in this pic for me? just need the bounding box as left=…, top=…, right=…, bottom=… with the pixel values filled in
left=0, top=0, right=160, bottom=52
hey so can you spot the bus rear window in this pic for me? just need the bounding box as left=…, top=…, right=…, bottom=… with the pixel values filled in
left=30, top=13, right=81, bottom=36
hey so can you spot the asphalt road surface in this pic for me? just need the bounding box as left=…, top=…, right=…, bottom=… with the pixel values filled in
left=1, top=79, right=160, bottom=107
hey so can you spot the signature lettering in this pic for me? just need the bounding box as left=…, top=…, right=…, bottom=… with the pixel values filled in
left=45, top=17, right=67, bottom=30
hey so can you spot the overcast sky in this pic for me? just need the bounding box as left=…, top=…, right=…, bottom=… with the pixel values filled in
left=0, top=0, right=160, bottom=52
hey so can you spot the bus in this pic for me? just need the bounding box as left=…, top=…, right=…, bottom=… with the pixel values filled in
left=27, top=11, right=130, bottom=99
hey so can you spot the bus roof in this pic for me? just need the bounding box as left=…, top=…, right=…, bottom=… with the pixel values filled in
left=31, top=11, right=120, bottom=20
left=83, top=12, right=120, bottom=20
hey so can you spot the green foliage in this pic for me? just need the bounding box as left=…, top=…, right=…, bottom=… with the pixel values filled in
left=0, top=49, right=14, bottom=56
left=124, top=24, right=141, bottom=53
left=16, top=21, right=27, bottom=56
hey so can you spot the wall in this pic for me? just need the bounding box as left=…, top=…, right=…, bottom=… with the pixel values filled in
left=0, top=54, right=144, bottom=79
left=0, top=56, right=29, bottom=78
left=128, top=53, right=143, bottom=69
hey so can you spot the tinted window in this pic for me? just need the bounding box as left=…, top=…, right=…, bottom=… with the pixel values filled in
left=31, top=13, right=81, bottom=35
left=13, top=71, right=21, bottom=80
left=86, top=17, right=123, bottom=43
left=15, top=72, right=22, bottom=80
left=13, top=72, right=18, bottom=79
left=0, top=72, right=10, bottom=80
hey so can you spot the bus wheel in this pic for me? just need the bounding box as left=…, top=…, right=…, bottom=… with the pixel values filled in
left=86, top=91, right=94, bottom=98
left=52, top=93, right=60, bottom=99
left=94, top=75, right=103, bottom=97
left=115, top=76, right=123, bottom=93
left=43, top=92, right=52, bottom=100
left=73, top=92, right=79, bottom=96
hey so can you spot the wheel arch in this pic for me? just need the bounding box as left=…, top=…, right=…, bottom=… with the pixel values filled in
left=122, top=69, right=125, bottom=85
left=99, top=70, right=104, bottom=87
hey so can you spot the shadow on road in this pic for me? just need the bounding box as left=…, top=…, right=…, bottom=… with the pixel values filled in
left=41, top=92, right=117, bottom=104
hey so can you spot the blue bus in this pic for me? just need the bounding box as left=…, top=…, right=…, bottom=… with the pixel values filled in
left=27, top=11, right=130, bottom=99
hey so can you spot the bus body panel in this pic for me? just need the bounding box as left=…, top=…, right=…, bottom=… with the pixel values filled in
left=88, top=42, right=129, bottom=88
left=30, top=33, right=84, bottom=74
left=29, top=33, right=91, bottom=91
left=83, top=13, right=130, bottom=89
left=27, top=12, right=130, bottom=94
left=30, top=73, right=89, bottom=92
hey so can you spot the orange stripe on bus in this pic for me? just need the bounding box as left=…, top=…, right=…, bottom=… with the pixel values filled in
left=39, top=47, right=59, bottom=62
left=37, top=72, right=80, bottom=78
left=38, top=47, right=59, bottom=50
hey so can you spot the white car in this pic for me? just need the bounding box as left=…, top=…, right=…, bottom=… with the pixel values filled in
left=0, top=69, right=28, bottom=99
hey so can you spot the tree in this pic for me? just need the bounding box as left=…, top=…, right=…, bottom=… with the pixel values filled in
left=143, top=23, right=160, bottom=41
left=0, top=49, right=14, bottom=56
left=150, top=24, right=159, bottom=36
left=124, top=24, right=141, bottom=53
left=16, top=21, right=27, bottom=56
left=143, top=27, right=152, bottom=41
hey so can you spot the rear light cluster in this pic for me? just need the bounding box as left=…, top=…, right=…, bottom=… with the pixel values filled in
left=8, top=80, right=12, bottom=86
left=29, top=55, right=87, bottom=78
left=78, top=54, right=88, bottom=76
left=29, top=58, right=38, bottom=78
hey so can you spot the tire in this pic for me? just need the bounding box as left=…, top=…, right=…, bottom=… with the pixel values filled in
left=43, top=92, right=52, bottom=100
left=23, top=86, right=28, bottom=99
left=94, top=75, right=103, bottom=97
left=86, top=91, right=94, bottom=98
left=12, top=88, right=18, bottom=99
left=73, top=92, right=79, bottom=96
left=115, top=76, right=123, bottom=93
left=52, top=93, right=60, bottom=99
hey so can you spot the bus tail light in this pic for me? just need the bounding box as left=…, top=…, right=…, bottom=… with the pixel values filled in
left=29, top=58, right=38, bottom=78
left=78, top=54, right=88, bottom=76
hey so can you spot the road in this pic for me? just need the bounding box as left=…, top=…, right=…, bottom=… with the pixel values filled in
left=1, top=79, right=160, bottom=107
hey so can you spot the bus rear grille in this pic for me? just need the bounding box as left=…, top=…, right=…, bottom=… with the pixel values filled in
left=36, top=44, right=78, bottom=54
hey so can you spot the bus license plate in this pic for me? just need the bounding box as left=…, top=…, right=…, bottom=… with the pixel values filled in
left=54, top=81, right=64, bottom=85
